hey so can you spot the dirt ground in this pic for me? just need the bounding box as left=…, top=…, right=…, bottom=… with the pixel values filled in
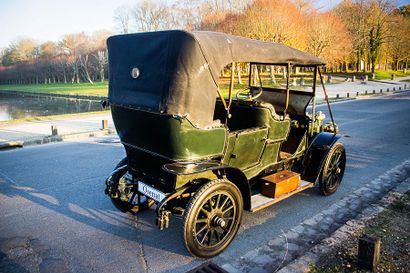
left=309, top=192, right=410, bottom=273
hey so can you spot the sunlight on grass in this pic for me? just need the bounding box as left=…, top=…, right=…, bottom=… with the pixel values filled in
left=0, top=82, right=109, bottom=97
left=375, top=70, right=410, bottom=80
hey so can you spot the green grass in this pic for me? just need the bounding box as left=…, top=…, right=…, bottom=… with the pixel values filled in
left=0, top=110, right=110, bottom=125
left=0, top=82, right=108, bottom=97
left=1, top=69, right=407, bottom=97
left=374, top=70, right=410, bottom=80
left=326, top=70, right=410, bottom=81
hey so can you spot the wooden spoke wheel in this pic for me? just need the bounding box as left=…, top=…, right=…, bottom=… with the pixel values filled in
left=319, top=142, right=346, bottom=196
left=183, top=179, right=243, bottom=258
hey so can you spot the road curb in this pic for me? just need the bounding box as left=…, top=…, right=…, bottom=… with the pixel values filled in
left=278, top=177, right=410, bottom=273
left=0, top=129, right=117, bottom=150
left=220, top=159, right=410, bottom=273
left=314, top=88, right=410, bottom=106
left=0, top=140, right=24, bottom=150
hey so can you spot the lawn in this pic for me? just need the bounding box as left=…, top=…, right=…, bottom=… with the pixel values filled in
left=0, top=69, right=407, bottom=97
left=374, top=69, right=410, bottom=80
left=323, top=69, right=410, bottom=81
left=0, top=82, right=108, bottom=97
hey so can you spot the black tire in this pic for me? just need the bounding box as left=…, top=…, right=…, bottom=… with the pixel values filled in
left=319, top=142, right=346, bottom=196
left=109, top=157, right=154, bottom=214
left=114, top=157, right=128, bottom=170
left=183, top=179, right=243, bottom=258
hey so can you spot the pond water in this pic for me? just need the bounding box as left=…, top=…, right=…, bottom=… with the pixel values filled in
left=0, top=93, right=104, bottom=121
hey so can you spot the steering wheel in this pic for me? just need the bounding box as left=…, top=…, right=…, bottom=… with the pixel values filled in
left=235, top=87, right=263, bottom=101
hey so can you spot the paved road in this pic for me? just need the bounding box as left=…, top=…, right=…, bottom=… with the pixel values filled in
left=0, top=92, right=410, bottom=273
left=0, top=113, right=114, bottom=143
left=316, top=77, right=408, bottom=99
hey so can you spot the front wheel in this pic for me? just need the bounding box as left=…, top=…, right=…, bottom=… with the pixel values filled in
left=319, top=142, right=346, bottom=196
left=183, top=179, right=243, bottom=258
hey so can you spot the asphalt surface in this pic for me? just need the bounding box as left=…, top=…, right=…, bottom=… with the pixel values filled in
left=0, top=91, right=410, bottom=273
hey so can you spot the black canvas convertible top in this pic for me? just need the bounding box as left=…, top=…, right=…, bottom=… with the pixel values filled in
left=107, top=30, right=325, bottom=128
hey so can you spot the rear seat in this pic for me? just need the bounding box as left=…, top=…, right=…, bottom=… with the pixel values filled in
left=256, top=101, right=289, bottom=121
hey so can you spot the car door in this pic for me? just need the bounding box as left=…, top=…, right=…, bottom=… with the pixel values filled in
left=228, top=127, right=269, bottom=170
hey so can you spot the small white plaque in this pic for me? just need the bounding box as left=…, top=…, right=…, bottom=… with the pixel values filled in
left=138, top=181, right=165, bottom=202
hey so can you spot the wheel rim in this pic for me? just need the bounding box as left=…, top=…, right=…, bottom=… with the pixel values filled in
left=324, top=149, right=345, bottom=190
left=194, top=191, right=237, bottom=248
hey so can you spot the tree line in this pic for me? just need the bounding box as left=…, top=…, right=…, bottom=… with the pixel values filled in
left=0, top=31, right=110, bottom=84
left=1, top=0, right=409, bottom=85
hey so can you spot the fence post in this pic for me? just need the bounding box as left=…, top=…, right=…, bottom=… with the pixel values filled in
left=51, top=125, right=58, bottom=136
left=102, top=119, right=108, bottom=130
left=358, top=235, right=381, bottom=271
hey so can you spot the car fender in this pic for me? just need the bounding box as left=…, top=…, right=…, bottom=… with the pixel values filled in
left=302, top=132, right=342, bottom=183
left=163, top=161, right=251, bottom=210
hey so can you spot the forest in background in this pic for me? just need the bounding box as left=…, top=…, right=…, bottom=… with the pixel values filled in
left=0, top=0, right=409, bottom=85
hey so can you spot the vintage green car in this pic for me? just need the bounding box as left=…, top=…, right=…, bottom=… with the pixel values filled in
left=104, top=30, right=346, bottom=258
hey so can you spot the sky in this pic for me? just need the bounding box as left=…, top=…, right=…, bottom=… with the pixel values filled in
left=0, top=0, right=409, bottom=49
left=0, top=0, right=136, bottom=48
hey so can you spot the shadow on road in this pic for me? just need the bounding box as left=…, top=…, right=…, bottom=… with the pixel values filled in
left=0, top=141, right=191, bottom=263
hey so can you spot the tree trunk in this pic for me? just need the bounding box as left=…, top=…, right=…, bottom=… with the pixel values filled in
left=63, top=70, right=67, bottom=83
left=78, top=55, right=93, bottom=84
left=270, top=65, right=276, bottom=84
left=237, top=65, right=242, bottom=85
left=76, top=70, right=80, bottom=83
left=100, top=67, right=104, bottom=83
left=253, top=65, right=258, bottom=85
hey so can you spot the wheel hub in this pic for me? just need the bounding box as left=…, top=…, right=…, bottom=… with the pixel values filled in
left=212, top=216, right=226, bottom=228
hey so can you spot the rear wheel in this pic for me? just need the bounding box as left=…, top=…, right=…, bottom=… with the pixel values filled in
left=108, top=157, right=154, bottom=214
left=183, top=179, right=243, bottom=258
left=319, top=142, right=346, bottom=196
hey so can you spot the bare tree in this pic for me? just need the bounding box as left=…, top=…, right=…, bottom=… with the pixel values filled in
left=78, top=54, right=93, bottom=84
left=93, top=50, right=107, bottom=83
left=293, top=0, right=316, bottom=14
left=114, top=5, right=131, bottom=34
left=131, top=0, right=172, bottom=31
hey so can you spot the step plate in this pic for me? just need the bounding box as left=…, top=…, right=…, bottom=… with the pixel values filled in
left=250, top=180, right=314, bottom=212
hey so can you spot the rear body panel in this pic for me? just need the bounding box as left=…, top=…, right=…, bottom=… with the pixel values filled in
left=112, top=105, right=226, bottom=161
left=111, top=105, right=226, bottom=193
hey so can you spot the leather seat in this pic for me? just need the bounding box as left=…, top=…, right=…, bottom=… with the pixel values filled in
left=256, top=101, right=288, bottom=121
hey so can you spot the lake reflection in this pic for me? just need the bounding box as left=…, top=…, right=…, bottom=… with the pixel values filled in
left=0, top=93, right=104, bottom=121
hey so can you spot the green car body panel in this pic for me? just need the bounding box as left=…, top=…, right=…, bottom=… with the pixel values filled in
left=112, top=105, right=227, bottom=161
left=111, top=99, right=301, bottom=193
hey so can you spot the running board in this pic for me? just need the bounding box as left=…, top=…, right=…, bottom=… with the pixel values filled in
left=250, top=180, right=314, bottom=212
